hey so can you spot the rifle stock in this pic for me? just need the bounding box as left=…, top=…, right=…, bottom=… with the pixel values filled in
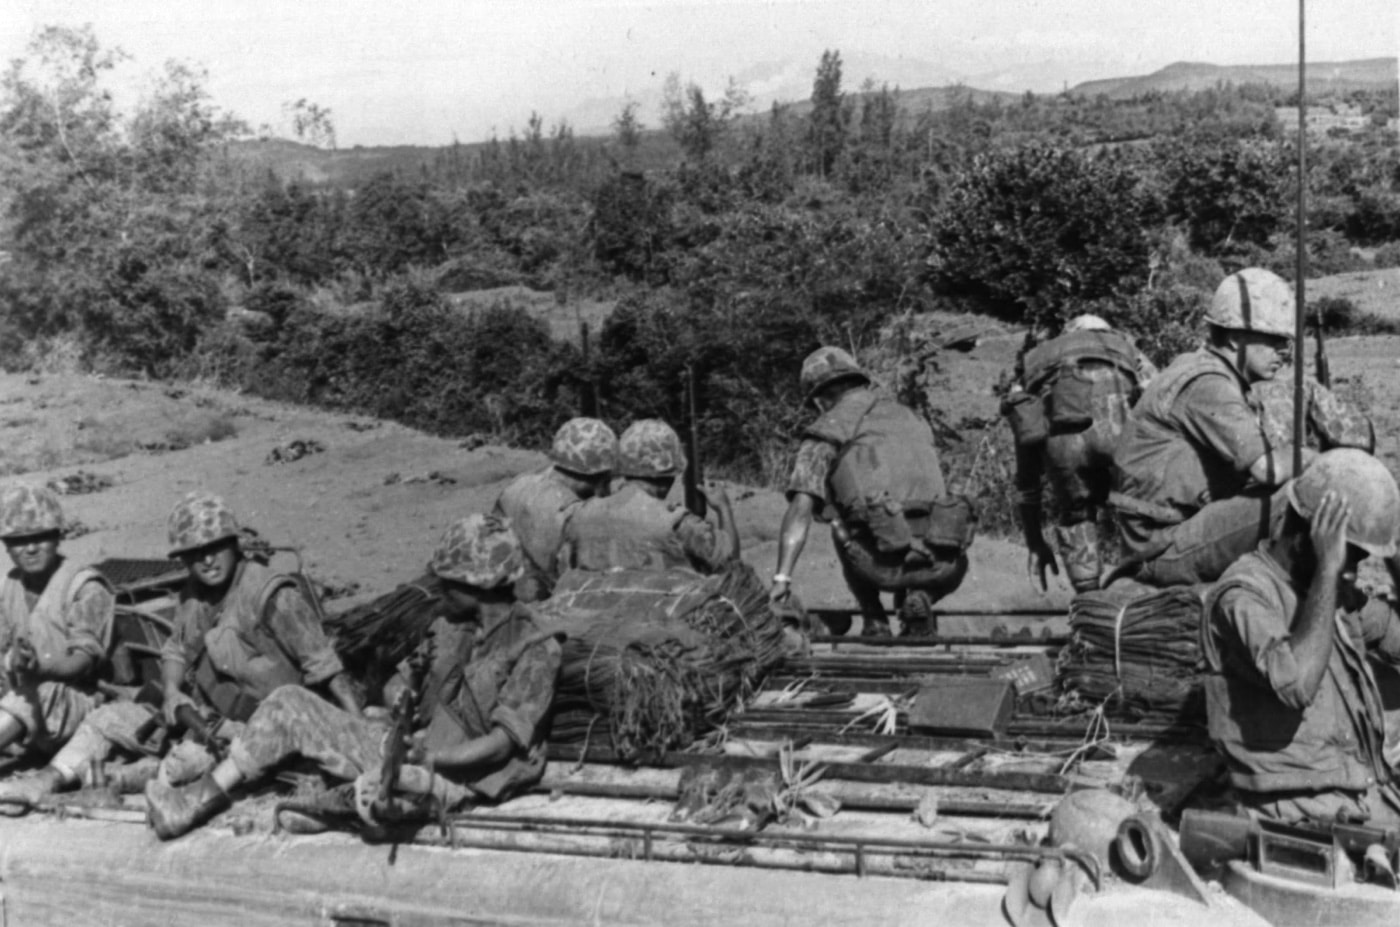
left=683, top=363, right=706, bottom=518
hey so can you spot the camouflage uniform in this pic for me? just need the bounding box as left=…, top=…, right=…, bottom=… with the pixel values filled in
left=1255, top=375, right=1374, bottom=454
left=228, top=604, right=561, bottom=805
left=558, top=420, right=733, bottom=575
left=493, top=418, right=617, bottom=600
left=0, top=485, right=115, bottom=751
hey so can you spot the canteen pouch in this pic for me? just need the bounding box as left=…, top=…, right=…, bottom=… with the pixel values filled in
left=926, top=496, right=977, bottom=551
left=1047, top=367, right=1096, bottom=429
left=1003, top=391, right=1049, bottom=447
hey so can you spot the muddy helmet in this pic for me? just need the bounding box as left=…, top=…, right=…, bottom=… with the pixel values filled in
left=167, top=492, right=241, bottom=558
left=1207, top=268, right=1296, bottom=339
left=549, top=417, right=618, bottom=477
left=0, top=484, right=64, bottom=540
left=429, top=513, right=525, bottom=589
left=1065, top=314, right=1111, bottom=334
left=617, top=419, right=687, bottom=480
left=1287, top=448, right=1400, bottom=557
left=800, top=346, right=870, bottom=402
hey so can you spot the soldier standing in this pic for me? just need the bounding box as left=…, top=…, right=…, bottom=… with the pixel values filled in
left=1004, top=314, right=1155, bottom=592
left=557, top=419, right=737, bottom=574
left=145, top=514, right=564, bottom=840
left=772, top=347, right=973, bottom=637
left=0, top=485, right=114, bottom=770
left=494, top=417, right=617, bottom=600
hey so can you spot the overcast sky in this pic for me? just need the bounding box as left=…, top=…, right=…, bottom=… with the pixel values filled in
left=3, top=0, right=1396, bottom=146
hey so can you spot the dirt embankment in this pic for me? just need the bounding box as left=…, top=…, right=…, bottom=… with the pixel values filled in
left=0, top=368, right=1066, bottom=620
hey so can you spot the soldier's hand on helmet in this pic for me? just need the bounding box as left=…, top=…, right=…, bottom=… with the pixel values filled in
left=1026, top=538, right=1060, bottom=592
left=1310, top=490, right=1350, bottom=573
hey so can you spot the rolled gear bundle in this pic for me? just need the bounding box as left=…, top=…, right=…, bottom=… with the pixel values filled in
left=537, top=561, right=786, bottom=759
left=1055, top=581, right=1207, bottom=720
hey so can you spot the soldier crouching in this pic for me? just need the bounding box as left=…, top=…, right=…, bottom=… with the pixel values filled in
left=145, top=513, right=564, bottom=840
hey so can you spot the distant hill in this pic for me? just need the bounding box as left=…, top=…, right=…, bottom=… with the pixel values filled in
left=1069, top=58, right=1397, bottom=99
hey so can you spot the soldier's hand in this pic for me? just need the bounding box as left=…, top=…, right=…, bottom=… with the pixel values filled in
left=405, top=730, right=429, bottom=767
left=1310, top=490, right=1350, bottom=574
left=1026, top=539, right=1060, bottom=592
left=769, top=577, right=792, bottom=605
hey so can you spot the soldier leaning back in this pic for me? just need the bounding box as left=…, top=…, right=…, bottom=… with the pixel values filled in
left=145, top=514, right=563, bottom=841
left=0, top=492, right=358, bottom=807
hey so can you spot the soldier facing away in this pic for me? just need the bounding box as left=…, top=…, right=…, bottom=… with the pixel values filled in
left=1110, top=268, right=1312, bottom=587
left=493, top=417, right=618, bottom=600
left=1004, top=314, right=1156, bottom=592
left=0, top=484, right=114, bottom=774
left=1202, top=450, right=1400, bottom=826
left=557, top=419, right=738, bottom=575
left=0, top=492, right=358, bottom=808
left=145, top=514, right=564, bottom=841
left=772, top=347, right=974, bottom=637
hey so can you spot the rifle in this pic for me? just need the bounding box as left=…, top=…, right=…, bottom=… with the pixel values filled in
left=580, top=321, right=598, bottom=417
left=683, top=363, right=707, bottom=518
left=174, top=704, right=228, bottom=762
left=1313, top=300, right=1331, bottom=389
left=374, top=632, right=435, bottom=822
left=1179, top=807, right=1399, bottom=888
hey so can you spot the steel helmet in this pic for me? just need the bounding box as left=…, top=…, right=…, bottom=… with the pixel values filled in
left=0, top=484, right=64, bottom=539
left=429, top=513, right=525, bottom=589
left=548, top=417, right=618, bottom=476
left=1287, top=449, right=1400, bottom=557
left=167, top=492, right=241, bottom=557
left=617, top=419, right=687, bottom=479
left=1207, top=268, right=1296, bottom=339
left=800, top=346, right=870, bottom=402
left=1048, top=789, right=1137, bottom=870
left=1065, top=314, right=1111, bottom=334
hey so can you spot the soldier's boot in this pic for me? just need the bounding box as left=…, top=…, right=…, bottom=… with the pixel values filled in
left=145, top=771, right=230, bottom=840
left=1053, top=523, right=1102, bottom=593
left=0, top=767, right=66, bottom=816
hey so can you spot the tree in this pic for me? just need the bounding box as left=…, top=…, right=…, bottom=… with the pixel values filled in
left=612, top=100, right=643, bottom=152
left=661, top=72, right=749, bottom=162
left=283, top=98, right=336, bottom=149
left=808, top=50, right=848, bottom=178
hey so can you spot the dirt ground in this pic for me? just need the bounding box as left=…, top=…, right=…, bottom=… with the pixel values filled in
left=4, top=324, right=1400, bottom=621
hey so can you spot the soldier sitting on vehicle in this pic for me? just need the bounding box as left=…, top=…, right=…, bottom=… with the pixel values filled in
left=0, top=485, right=114, bottom=775
left=1003, top=314, right=1156, bottom=593
left=1254, top=372, right=1375, bottom=457
left=0, top=492, right=358, bottom=809
left=145, top=514, right=564, bottom=841
left=1202, top=450, right=1400, bottom=826
left=556, top=419, right=737, bottom=575
left=1109, top=268, right=1312, bottom=588
left=771, top=347, right=975, bottom=638
left=493, top=417, right=618, bottom=601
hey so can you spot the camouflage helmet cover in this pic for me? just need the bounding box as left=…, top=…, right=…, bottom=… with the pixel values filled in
left=1207, top=268, right=1296, bottom=339
left=549, top=417, right=618, bottom=476
left=167, top=492, right=241, bottom=557
left=617, top=419, right=687, bottom=479
left=0, top=484, right=64, bottom=539
left=800, top=346, right=870, bottom=401
left=429, top=513, right=526, bottom=588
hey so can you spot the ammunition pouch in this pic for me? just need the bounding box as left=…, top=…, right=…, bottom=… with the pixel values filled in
left=1002, top=391, right=1049, bottom=448
left=926, top=495, right=978, bottom=552
left=190, top=656, right=262, bottom=723
left=843, top=494, right=977, bottom=556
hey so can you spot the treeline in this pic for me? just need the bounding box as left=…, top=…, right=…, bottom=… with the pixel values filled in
left=3, top=26, right=1400, bottom=483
